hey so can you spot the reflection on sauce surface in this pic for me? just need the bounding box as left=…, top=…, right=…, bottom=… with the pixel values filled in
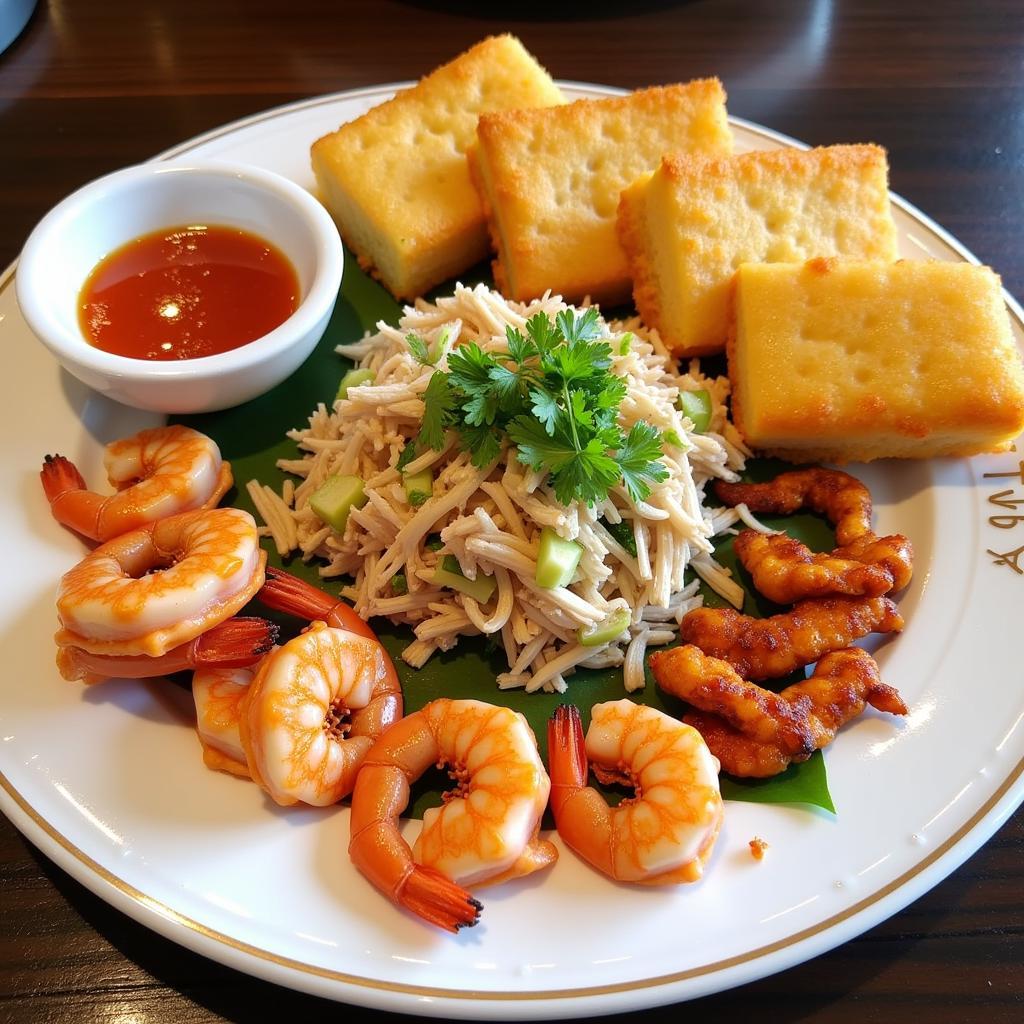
left=79, top=224, right=300, bottom=360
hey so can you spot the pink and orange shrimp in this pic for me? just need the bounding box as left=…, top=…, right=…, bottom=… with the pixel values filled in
left=349, top=699, right=556, bottom=932
left=41, top=425, right=232, bottom=542
left=257, top=567, right=402, bottom=739
left=716, top=468, right=914, bottom=600
left=547, top=701, right=722, bottom=884
left=193, top=660, right=271, bottom=778
left=651, top=644, right=907, bottom=777
left=58, top=617, right=276, bottom=685
left=239, top=622, right=391, bottom=807
left=55, top=507, right=266, bottom=660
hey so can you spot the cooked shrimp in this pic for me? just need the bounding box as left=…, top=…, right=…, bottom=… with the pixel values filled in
left=678, top=596, right=903, bottom=681
left=734, top=531, right=895, bottom=603
left=547, top=701, right=722, bottom=884
left=41, top=426, right=232, bottom=542
left=193, top=659, right=273, bottom=778
left=257, top=567, right=401, bottom=739
left=716, top=468, right=913, bottom=594
left=239, top=622, right=391, bottom=807
left=54, top=507, right=266, bottom=658
left=349, top=698, right=555, bottom=932
left=652, top=645, right=908, bottom=777
left=57, top=616, right=277, bottom=685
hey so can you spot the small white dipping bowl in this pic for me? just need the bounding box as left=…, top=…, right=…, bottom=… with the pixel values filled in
left=16, top=160, right=344, bottom=414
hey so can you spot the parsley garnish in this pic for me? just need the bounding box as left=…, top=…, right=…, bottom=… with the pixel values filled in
left=407, top=328, right=448, bottom=366
left=420, top=372, right=456, bottom=451
left=407, top=333, right=432, bottom=365
left=408, top=309, right=668, bottom=506
left=616, top=422, right=670, bottom=502
left=395, top=443, right=419, bottom=471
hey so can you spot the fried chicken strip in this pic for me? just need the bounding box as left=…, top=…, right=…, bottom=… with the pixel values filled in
left=833, top=533, right=915, bottom=591
left=650, top=645, right=908, bottom=777
left=715, top=468, right=874, bottom=546
left=716, top=468, right=914, bottom=594
left=734, top=531, right=895, bottom=603
left=681, top=714, right=795, bottom=777
left=679, top=596, right=903, bottom=681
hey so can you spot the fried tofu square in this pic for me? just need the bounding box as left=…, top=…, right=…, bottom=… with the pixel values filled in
left=310, top=35, right=564, bottom=300
left=618, top=144, right=898, bottom=356
left=729, top=258, right=1024, bottom=461
left=472, top=79, right=732, bottom=306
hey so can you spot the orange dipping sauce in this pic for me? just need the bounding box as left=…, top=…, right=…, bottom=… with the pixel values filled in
left=79, top=224, right=300, bottom=360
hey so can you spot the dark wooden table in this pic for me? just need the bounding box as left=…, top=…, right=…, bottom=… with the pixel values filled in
left=2, top=1, right=1022, bottom=1020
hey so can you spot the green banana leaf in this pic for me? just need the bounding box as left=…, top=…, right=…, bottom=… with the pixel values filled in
left=178, top=249, right=836, bottom=816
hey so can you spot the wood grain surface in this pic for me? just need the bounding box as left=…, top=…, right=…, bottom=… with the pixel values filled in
left=2, top=1, right=1023, bottom=1021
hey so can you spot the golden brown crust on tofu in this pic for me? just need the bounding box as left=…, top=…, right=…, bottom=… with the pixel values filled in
left=310, top=35, right=564, bottom=301
left=727, top=259, right=1024, bottom=462
left=618, top=171, right=724, bottom=358
left=465, top=141, right=511, bottom=297
left=617, top=144, right=898, bottom=356
left=473, top=79, right=733, bottom=306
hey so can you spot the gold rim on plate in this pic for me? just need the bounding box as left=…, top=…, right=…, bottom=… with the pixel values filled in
left=3, top=85, right=1023, bottom=1004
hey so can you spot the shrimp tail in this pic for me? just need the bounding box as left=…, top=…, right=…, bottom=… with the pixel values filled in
left=193, top=617, right=279, bottom=666
left=41, top=454, right=87, bottom=500
left=547, top=705, right=588, bottom=812
left=41, top=454, right=105, bottom=539
left=260, top=567, right=381, bottom=642
left=400, top=865, right=483, bottom=932
left=56, top=617, right=277, bottom=682
left=260, top=566, right=338, bottom=619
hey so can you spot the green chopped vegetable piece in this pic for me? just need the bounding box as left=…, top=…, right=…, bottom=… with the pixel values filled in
left=679, top=388, right=712, bottom=434
left=403, top=467, right=434, bottom=507
left=663, top=428, right=688, bottom=449
left=577, top=607, right=631, bottom=647
left=391, top=573, right=408, bottom=596
left=425, top=534, right=444, bottom=552
left=536, top=526, right=583, bottom=588
left=336, top=368, right=374, bottom=401
left=407, top=328, right=448, bottom=366
left=433, top=555, right=496, bottom=603
left=396, top=443, right=419, bottom=471
left=617, top=332, right=633, bottom=356
left=309, top=474, right=367, bottom=533
left=600, top=517, right=638, bottom=558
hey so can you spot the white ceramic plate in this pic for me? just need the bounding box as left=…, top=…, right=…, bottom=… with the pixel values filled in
left=2, top=84, right=1023, bottom=1019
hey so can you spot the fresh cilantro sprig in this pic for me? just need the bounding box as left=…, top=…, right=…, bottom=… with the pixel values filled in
left=399, top=309, right=668, bottom=506
left=406, top=328, right=448, bottom=367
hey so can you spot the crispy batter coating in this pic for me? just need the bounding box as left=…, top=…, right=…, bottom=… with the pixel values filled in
left=716, top=468, right=873, bottom=545
left=715, top=467, right=914, bottom=595
left=678, top=596, right=903, bottom=681
left=734, top=531, right=894, bottom=603
left=682, top=713, right=794, bottom=777
left=833, top=533, right=915, bottom=592
left=650, top=645, right=907, bottom=777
